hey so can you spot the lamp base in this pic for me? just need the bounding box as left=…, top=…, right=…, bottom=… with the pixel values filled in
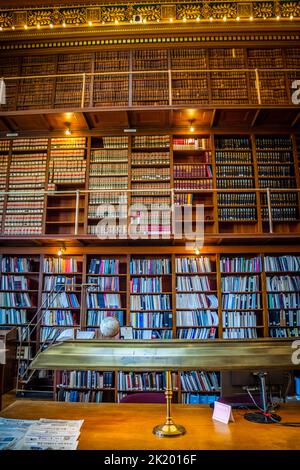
left=244, top=412, right=281, bottom=424
left=153, top=423, right=186, bottom=437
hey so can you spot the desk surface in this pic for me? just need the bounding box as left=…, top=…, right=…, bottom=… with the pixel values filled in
left=1, top=401, right=300, bottom=450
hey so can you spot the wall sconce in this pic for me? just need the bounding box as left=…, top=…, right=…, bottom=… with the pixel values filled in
left=57, top=246, right=66, bottom=257
left=189, top=120, right=195, bottom=133
left=65, top=122, right=72, bottom=136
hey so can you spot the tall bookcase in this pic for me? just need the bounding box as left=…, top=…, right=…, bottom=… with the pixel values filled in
left=40, top=255, right=83, bottom=343
left=256, top=135, right=300, bottom=234
left=175, top=255, right=218, bottom=339
left=173, top=135, right=215, bottom=235
left=84, top=255, right=127, bottom=334
left=88, top=136, right=128, bottom=237
left=129, top=256, right=173, bottom=339
left=4, top=138, right=48, bottom=236
left=46, top=137, right=87, bottom=235
left=215, top=135, right=258, bottom=234
left=131, top=135, right=171, bottom=238
left=0, top=140, right=9, bottom=230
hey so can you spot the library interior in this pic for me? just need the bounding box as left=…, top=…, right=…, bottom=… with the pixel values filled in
left=0, top=0, right=300, bottom=453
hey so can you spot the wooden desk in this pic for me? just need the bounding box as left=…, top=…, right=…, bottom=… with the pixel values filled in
left=1, top=401, right=300, bottom=450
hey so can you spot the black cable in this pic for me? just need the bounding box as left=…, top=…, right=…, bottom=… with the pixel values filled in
left=245, top=387, right=300, bottom=427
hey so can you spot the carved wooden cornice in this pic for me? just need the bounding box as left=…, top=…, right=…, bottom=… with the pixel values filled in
left=0, top=1, right=299, bottom=32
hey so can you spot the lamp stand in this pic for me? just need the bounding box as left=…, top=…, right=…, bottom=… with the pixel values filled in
left=244, top=372, right=281, bottom=424
left=153, top=370, right=186, bottom=437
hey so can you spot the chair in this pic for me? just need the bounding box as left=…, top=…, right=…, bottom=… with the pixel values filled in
left=119, top=392, right=166, bottom=403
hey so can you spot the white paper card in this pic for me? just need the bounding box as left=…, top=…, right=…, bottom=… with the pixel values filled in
left=212, top=401, right=235, bottom=424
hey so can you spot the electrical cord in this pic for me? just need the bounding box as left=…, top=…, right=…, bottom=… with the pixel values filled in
left=245, top=387, right=300, bottom=427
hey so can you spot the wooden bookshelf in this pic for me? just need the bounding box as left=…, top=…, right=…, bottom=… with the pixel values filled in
left=0, top=46, right=300, bottom=110
left=0, top=133, right=299, bottom=239
left=215, top=135, right=258, bottom=234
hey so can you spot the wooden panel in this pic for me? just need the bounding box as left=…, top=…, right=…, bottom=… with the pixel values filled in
left=172, top=109, right=213, bottom=129
left=254, top=109, right=300, bottom=128
left=213, top=109, right=257, bottom=128
left=88, top=111, right=129, bottom=130
left=46, top=112, right=89, bottom=131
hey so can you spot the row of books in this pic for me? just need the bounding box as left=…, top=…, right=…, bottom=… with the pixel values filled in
left=223, top=328, right=258, bottom=339
left=89, top=177, right=128, bottom=190
left=90, top=149, right=128, bottom=162
left=132, top=136, right=169, bottom=148
left=217, top=165, right=253, bottom=177
left=174, top=165, right=213, bottom=178
left=131, top=152, right=170, bottom=166
left=43, top=258, right=80, bottom=273
left=180, top=371, right=220, bottom=392
left=0, top=308, right=27, bottom=324
left=220, top=256, right=262, bottom=273
left=215, top=137, right=250, bottom=150
left=42, top=293, right=80, bottom=309
left=87, top=293, right=122, bottom=309
left=218, top=193, right=256, bottom=206
left=256, top=151, right=293, bottom=163
left=176, top=310, right=219, bottom=327
left=42, top=310, right=76, bottom=326
left=173, top=138, right=209, bottom=151
left=57, top=371, right=114, bottom=389
left=176, top=293, right=218, bottom=309
left=118, top=372, right=176, bottom=391
left=90, top=163, right=128, bottom=176
left=261, top=193, right=298, bottom=206
left=44, top=275, right=77, bottom=291
left=130, top=294, right=171, bottom=311
left=12, top=138, right=48, bottom=150
left=130, top=277, right=162, bottom=293
left=222, top=311, right=258, bottom=328
left=0, top=292, right=32, bottom=308
left=1, top=257, right=37, bottom=273
left=268, top=310, right=300, bottom=327
left=221, top=275, right=259, bottom=292
left=51, top=137, right=86, bottom=149
left=130, top=258, right=171, bottom=275
left=219, top=208, right=257, bottom=221
left=267, top=293, right=300, bottom=309
left=87, top=310, right=125, bottom=327
left=130, top=312, right=173, bottom=328
left=269, top=328, right=300, bottom=338
left=176, top=275, right=212, bottom=291
left=87, top=276, right=120, bottom=291
left=266, top=276, right=300, bottom=292
left=264, top=256, right=300, bottom=272
left=131, top=167, right=170, bottom=181
left=217, top=179, right=254, bottom=189
left=57, top=390, right=104, bottom=403
left=133, top=329, right=173, bottom=339
left=215, top=151, right=252, bottom=164
left=255, top=137, right=291, bottom=150
left=258, top=165, right=295, bottom=177
left=176, top=257, right=212, bottom=273
left=174, top=179, right=213, bottom=190
left=177, top=327, right=217, bottom=339
left=88, top=258, right=120, bottom=274
left=0, top=275, right=30, bottom=290
left=259, top=179, right=296, bottom=189
left=222, top=293, right=261, bottom=310
left=262, top=207, right=298, bottom=221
